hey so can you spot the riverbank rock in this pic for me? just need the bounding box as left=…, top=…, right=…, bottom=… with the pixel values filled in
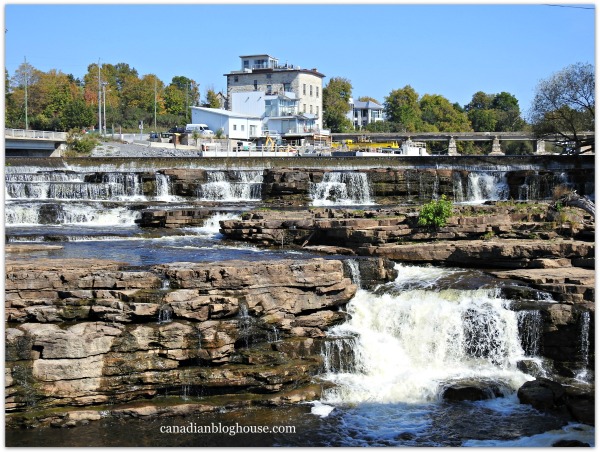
left=5, top=257, right=361, bottom=414
left=517, top=378, right=595, bottom=426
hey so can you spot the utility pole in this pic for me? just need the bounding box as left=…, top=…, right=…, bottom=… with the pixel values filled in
left=154, top=77, right=157, bottom=131
left=102, top=82, right=107, bottom=135
left=24, top=56, right=28, bottom=130
left=97, top=59, right=102, bottom=134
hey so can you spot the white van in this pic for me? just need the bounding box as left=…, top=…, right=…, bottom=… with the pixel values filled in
left=185, top=124, right=214, bottom=136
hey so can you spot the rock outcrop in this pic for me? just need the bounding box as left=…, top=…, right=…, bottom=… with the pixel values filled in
left=6, top=257, right=401, bottom=418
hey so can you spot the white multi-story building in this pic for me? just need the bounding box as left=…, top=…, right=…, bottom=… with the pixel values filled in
left=225, top=54, right=325, bottom=133
left=347, top=98, right=385, bottom=129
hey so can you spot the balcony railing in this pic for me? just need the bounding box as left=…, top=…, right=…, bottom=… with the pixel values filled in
left=5, top=129, right=68, bottom=140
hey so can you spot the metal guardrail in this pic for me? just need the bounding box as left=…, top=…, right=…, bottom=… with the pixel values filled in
left=5, top=129, right=68, bottom=140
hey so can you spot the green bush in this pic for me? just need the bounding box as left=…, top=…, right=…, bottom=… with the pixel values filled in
left=65, top=129, right=99, bottom=156
left=417, top=195, right=453, bottom=228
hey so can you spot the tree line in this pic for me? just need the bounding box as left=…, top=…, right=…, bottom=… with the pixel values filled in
left=323, top=62, right=594, bottom=154
left=5, top=61, right=222, bottom=133
left=5, top=60, right=594, bottom=154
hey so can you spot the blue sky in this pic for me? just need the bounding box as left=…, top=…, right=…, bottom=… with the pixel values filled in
left=3, top=3, right=596, bottom=117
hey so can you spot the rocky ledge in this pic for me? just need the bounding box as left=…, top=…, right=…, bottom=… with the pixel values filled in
left=5, top=257, right=395, bottom=420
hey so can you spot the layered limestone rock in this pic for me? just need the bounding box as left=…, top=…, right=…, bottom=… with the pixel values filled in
left=6, top=257, right=391, bottom=414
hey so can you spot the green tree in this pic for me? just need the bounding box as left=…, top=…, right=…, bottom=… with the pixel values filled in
left=529, top=62, right=594, bottom=154
left=205, top=87, right=222, bottom=108
left=357, top=96, right=381, bottom=104
left=419, top=94, right=472, bottom=132
left=384, top=85, right=422, bottom=132
left=322, top=77, right=353, bottom=132
left=63, top=98, right=96, bottom=130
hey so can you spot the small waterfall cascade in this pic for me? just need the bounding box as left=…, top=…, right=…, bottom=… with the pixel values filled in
left=198, top=171, right=263, bottom=201
left=267, top=326, right=281, bottom=344
left=192, top=212, right=241, bottom=237
left=321, top=263, right=529, bottom=405
left=517, top=172, right=573, bottom=201
left=465, top=172, right=509, bottom=203
left=311, top=172, right=374, bottom=206
left=452, top=172, right=466, bottom=203
left=5, top=170, right=145, bottom=201
left=321, top=336, right=359, bottom=374
left=237, top=303, right=253, bottom=348
left=575, top=311, right=591, bottom=381
left=157, top=305, right=173, bottom=324
left=345, top=259, right=362, bottom=289
left=516, top=310, right=543, bottom=357
left=155, top=173, right=176, bottom=202
left=5, top=202, right=141, bottom=226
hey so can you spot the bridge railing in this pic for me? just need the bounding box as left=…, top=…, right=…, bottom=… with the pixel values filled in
left=5, top=129, right=68, bottom=141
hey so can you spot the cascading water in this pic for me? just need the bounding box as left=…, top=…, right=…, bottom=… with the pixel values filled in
left=517, top=172, right=573, bottom=201
left=575, top=311, right=591, bottom=382
left=198, top=171, right=263, bottom=201
left=155, top=173, right=177, bottom=202
left=321, top=264, right=531, bottom=405
left=516, top=310, right=543, bottom=357
left=310, top=172, right=374, bottom=206
left=465, top=172, right=509, bottom=203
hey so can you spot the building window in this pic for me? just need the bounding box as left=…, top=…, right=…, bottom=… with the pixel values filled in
left=310, top=105, right=313, bottom=114
left=254, top=80, right=258, bottom=90
left=316, top=87, right=319, bottom=98
left=241, top=125, right=245, bottom=131
left=310, top=85, right=313, bottom=96
left=303, top=84, right=306, bottom=95
left=243, top=60, right=249, bottom=69
left=233, top=125, right=237, bottom=131
left=234, top=76, right=238, bottom=82
left=303, top=104, right=306, bottom=113
left=316, top=106, right=319, bottom=116
left=267, top=84, right=272, bottom=95
left=283, top=83, right=291, bottom=92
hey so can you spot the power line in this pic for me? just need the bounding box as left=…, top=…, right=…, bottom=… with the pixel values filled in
left=543, top=4, right=595, bottom=10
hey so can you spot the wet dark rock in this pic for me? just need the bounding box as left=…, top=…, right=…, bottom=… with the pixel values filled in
left=517, top=378, right=568, bottom=414
left=552, top=439, right=590, bottom=447
left=441, top=380, right=503, bottom=401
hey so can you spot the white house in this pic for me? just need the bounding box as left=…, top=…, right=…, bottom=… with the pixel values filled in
left=347, top=98, right=385, bottom=129
left=190, top=107, right=262, bottom=141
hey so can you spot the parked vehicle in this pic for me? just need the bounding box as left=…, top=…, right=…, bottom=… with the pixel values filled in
left=185, top=124, right=214, bottom=136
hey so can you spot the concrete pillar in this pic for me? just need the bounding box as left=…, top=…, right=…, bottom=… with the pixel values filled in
left=536, top=139, right=546, bottom=154
left=448, top=137, right=458, bottom=155
left=489, top=136, right=504, bottom=155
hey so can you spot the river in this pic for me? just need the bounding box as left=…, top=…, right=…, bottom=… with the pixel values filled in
left=4, top=161, right=594, bottom=447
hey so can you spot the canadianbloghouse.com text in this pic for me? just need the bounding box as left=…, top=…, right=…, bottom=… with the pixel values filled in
left=159, top=422, right=296, bottom=436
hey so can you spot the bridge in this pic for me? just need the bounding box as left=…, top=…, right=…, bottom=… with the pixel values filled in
left=5, top=129, right=68, bottom=157
left=331, top=131, right=595, bottom=155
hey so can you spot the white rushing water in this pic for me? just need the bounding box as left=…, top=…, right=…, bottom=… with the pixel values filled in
left=321, top=263, right=532, bottom=405
left=463, top=171, right=510, bottom=203
left=5, top=202, right=140, bottom=226
left=311, top=172, right=374, bottom=206
left=198, top=171, right=263, bottom=201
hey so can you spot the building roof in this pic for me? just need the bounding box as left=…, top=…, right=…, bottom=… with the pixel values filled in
left=352, top=100, right=384, bottom=110
left=191, top=106, right=261, bottom=120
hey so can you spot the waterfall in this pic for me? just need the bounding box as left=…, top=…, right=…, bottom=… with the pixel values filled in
left=5, top=170, right=146, bottom=202
left=321, top=336, right=359, bottom=374
left=466, top=172, right=509, bottom=203
left=56, top=204, right=140, bottom=226
left=518, top=172, right=574, bottom=201
left=575, top=311, right=591, bottom=382
left=198, top=171, right=263, bottom=201
left=516, top=310, right=543, bottom=357
left=345, top=259, right=362, bottom=289
left=267, top=326, right=281, bottom=344
left=155, top=173, right=176, bottom=202
left=157, top=305, right=173, bottom=324
left=321, top=264, right=529, bottom=405
left=5, top=203, right=41, bottom=225
left=237, top=304, right=252, bottom=348
left=452, top=173, right=465, bottom=203
left=311, top=172, right=374, bottom=206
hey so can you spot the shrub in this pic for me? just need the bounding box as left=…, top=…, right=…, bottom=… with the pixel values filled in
left=417, top=195, right=453, bottom=228
left=65, top=129, right=99, bottom=156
